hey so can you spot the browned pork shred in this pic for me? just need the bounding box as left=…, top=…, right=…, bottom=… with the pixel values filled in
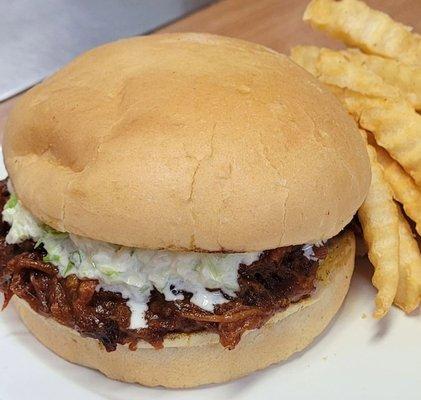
left=0, top=180, right=326, bottom=351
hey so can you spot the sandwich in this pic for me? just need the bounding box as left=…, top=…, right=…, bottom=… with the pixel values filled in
left=0, top=33, right=370, bottom=387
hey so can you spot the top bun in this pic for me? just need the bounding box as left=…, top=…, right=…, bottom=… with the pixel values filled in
left=4, top=33, right=370, bottom=252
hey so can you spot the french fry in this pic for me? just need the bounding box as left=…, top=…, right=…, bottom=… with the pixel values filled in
left=375, top=145, right=421, bottom=236
left=358, top=142, right=399, bottom=318
left=359, top=102, right=421, bottom=187
left=290, top=46, right=319, bottom=76
left=394, top=210, right=421, bottom=313
left=291, top=46, right=402, bottom=100
left=341, top=49, right=421, bottom=110
left=327, top=91, right=421, bottom=187
left=291, top=47, right=421, bottom=185
left=304, top=0, right=421, bottom=65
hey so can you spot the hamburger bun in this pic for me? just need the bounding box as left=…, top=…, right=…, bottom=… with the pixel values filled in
left=4, top=33, right=370, bottom=252
left=14, top=230, right=355, bottom=388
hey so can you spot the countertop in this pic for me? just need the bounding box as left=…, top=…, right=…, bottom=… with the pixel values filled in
left=0, top=0, right=420, bottom=137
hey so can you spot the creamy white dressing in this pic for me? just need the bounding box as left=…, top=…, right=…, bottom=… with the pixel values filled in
left=302, top=240, right=325, bottom=261
left=2, top=195, right=43, bottom=244
left=2, top=196, right=260, bottom=328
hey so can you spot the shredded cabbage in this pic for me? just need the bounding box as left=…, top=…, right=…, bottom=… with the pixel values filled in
left=2, top=197, right=43, bottom=244
left=2, top=195, right=261, bottom=328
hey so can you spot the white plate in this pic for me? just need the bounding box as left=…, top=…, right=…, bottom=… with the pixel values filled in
left=0, top=149, right=419, bottom=400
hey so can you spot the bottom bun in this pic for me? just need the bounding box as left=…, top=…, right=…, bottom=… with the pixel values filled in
left=14, top=230, right=355, bottom=388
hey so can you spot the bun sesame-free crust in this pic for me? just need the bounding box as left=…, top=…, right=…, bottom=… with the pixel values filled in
left=4, top=33, right=369, bottom=251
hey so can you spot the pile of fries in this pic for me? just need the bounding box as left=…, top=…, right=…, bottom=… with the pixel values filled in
left=291, top=0, right=421, bottom=317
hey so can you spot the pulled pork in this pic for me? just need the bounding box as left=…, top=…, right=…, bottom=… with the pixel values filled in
left=0, top=181, right=325, bottom=351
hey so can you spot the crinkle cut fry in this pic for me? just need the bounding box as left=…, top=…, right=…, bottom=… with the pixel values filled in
left=304, top=0, right=421, bottom=66
left=291, top=46, right=421, bottom=186
left=357, top=140, right=399, bottom=318
left=374, top=144, right=421, bottom=236
left=394, top=210, right=421, bottom=313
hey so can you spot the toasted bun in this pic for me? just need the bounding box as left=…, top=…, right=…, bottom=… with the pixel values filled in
left=14, top=230, right=355, bottom=388
left=4, top=33, right=369, bottom=252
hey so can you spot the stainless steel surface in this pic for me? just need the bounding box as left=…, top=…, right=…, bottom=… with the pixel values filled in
left=0, top=0, right=213, bottom=101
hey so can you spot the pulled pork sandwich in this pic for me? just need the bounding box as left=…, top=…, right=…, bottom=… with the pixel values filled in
left=0, top=33, right=370, bottom=387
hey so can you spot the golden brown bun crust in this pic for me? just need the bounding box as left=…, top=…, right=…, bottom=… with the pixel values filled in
left=4, top=33, right=369, bottom=251
left=14, top=231, right=355, bottom=388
